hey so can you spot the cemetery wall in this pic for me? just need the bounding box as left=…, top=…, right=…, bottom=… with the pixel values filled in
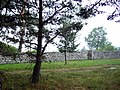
left=0, top=51, right=120, bottom=64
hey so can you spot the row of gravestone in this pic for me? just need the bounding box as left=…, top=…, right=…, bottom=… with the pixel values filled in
left=0, top=51, right=120, bottom=64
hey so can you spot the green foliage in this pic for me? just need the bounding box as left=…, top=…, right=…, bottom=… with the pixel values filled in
left=116, top=47, right=120, bottom=50
left=0, top=0, right=106, bottom=83
left=57, top=21, right=83, bottom=53
left=85, top=27, right=108, bottom=50
left=0, top=0, right=93, bottom=52
left=0, top=0, right=39, bottom=52
left=98, top=43, right=117, bottom=51
left=25, top=50, right=37, bottom=54
left=0, top=41, right=19, bottom=56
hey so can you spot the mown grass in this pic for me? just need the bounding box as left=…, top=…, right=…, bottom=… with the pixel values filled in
left=0, top=59, right=120, bottom=90
left=0, top=59, right=120, bottom=70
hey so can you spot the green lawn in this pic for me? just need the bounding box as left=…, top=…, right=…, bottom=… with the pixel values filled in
left=0, top=59, right=120, bottom=90
left=0, top=59, right=120, bottom=70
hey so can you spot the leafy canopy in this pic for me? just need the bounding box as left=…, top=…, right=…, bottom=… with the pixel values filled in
left=98, top=42, right=117, bottom=51
left=85, top=27, right=108, bottom=50
left=57, top=21, right=83, bottom=52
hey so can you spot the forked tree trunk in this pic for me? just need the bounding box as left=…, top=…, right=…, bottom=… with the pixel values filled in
left=31, top=0, right=43, bottom=83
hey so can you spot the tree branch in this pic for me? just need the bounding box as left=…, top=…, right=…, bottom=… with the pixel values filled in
left=41, top=32, right=60, bottom=55
left=43, top=6, right=67, bottom=25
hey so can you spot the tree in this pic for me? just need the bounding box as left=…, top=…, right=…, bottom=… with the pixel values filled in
left=57, top=21, right=83, bottom=64
left=116, top=47, right=120, bottom=50
left=0, top=0, right=95, bottom=83
left=85, top=0, right=120, bottom=22
left=85, top=27, right=108, bottom=50
left=98, top=42, right=117, bottom=51
left=0, top=0, right=39, bottom=52
left=58, top=21, right=82, bottom=53
left=31, top=0, right=87, bottom=83
left=0, top=41, right=18, bottom=56
left=31, top=0, right=42, bottom=83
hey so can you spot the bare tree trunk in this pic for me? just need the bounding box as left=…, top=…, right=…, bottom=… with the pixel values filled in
left=64, top=51, right=67, bottom=65
left=31, top=0, right=43, bottom=83
left=18, top=38, right=23, bottom=52
left=64, top=41, right=67, bottom=65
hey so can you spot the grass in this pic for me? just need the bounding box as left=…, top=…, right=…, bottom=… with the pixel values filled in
left=0, top=59, right=120, bottom=90
left=0, top=59, right=120, bottom=70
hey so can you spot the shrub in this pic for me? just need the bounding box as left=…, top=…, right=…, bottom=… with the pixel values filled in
left=0, top=41, right=19, bottom=56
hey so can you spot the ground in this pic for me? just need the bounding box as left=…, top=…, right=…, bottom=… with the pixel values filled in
left=0, top=59, right=120, bottom=90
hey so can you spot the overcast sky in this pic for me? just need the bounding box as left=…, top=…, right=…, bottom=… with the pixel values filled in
left=1, top=0, right=119, bottom=52
left=45, top=0, right=120, bottom=52
left=45, top=13, right=120, bottom=52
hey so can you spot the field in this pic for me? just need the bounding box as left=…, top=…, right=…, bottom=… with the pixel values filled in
left=0, top=59, right=120, bottom=90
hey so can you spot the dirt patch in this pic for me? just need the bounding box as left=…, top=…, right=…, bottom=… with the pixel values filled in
left=5, top=70, right=32, bottom=75
left=42, top=65, right=120, bottom=73
left=5, top=64, right=120, bottom=74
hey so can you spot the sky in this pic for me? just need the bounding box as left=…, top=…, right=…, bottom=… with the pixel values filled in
left=45, top=0, right=120, bottom=52
left=45, top=14, right=120, bottom=52
left=1, top=0, right=120, bottom=52
left=78, top=14, right=120, bottom=50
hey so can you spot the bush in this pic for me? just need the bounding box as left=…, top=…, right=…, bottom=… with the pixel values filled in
left=0, top=41, right=19, bottom=56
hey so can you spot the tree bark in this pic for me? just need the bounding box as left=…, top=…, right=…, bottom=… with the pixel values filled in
left=64, top=51, right=67, bottom=65
left=18, top=24, right=25, bottom=52
left=64, top=41, right=67, bottom=65
left=31, top=0, right=43, bottom=83
left=18, top=36, right=23, bottom=52
left=31, top=55, right=42, bottom=83
left=18, top=0, right=26, bottom=52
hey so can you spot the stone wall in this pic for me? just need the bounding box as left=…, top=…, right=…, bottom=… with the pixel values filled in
left=93, top=51, right=120, bottom=59
left=0, top=53, right=35, bottom=64
left=0, top=51, right=120, bottom=64
left=44, top=52, right=87, bottom=62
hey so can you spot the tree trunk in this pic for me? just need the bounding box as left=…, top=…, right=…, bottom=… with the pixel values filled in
left=18, top=34, right=23, bottom=52
left=18, top=0, right=26, bottom=52
left=31, top=55, right=42, bottom=83
left=64, top=41, right=67, bottom=65
left=64, top=51, right=67, bottom=65
left=31, top=0, right=43, bottom=83
left=18, top=22, right=25, bottom=52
